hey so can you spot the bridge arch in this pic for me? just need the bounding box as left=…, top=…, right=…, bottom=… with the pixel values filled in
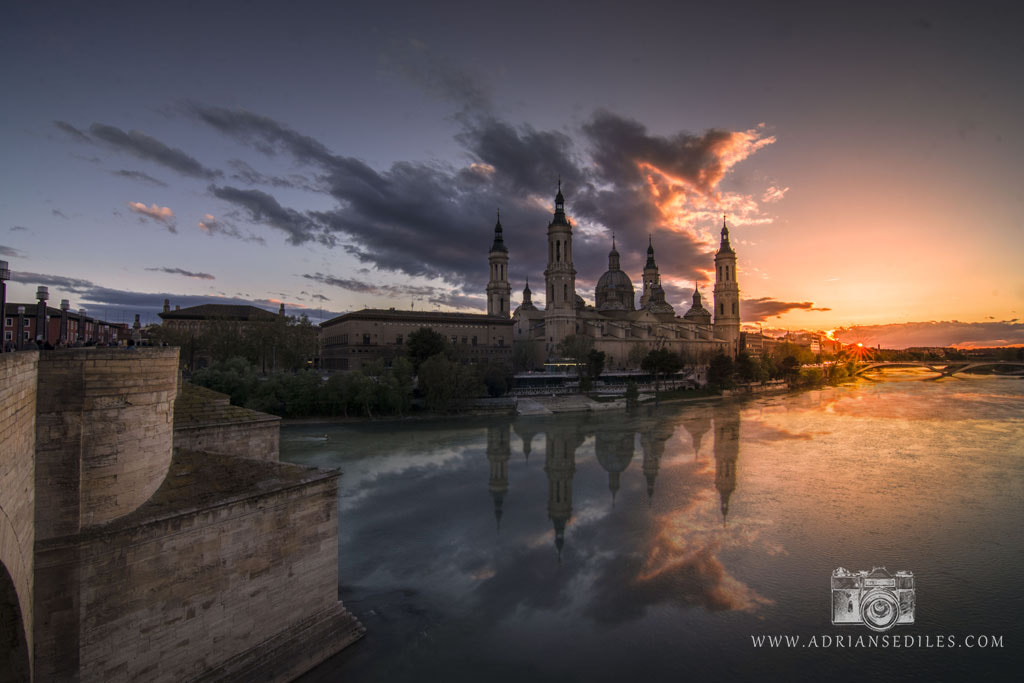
left=0, top=561, right=30, bottom=683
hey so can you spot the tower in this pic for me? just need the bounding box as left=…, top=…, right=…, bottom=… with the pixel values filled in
left=713, top=216, right=740, bottom=357
left=486, top=210, right=511, bottom=317
left=713, top=403, right=740, bottom=524
left=543, top=181, right=577, bottom=352
left=486, top=423, right=511, bottom=532
left=640, top=236, right=661, bottom=308
left=544, top=426, right=582, bottom=559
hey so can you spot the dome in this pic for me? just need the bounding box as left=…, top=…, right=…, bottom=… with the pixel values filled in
left=644, top=283, right=675, bottom=315
left=596, top=270, right=635, bottom=312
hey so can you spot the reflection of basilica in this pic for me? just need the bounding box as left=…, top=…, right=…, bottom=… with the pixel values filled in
left=487, top=405, right=744, bottom=556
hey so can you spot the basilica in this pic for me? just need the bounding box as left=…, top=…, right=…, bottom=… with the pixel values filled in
left=489, top=185, right=741, bottom=369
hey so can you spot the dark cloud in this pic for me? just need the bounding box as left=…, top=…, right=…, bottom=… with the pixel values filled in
left=382, top=41, right=493, bottom=114
left=187, top=104, right=337, bottom=166
left=742, top=297, right=831, bottom=322
left=110, top=169, right=167, bottom=187
left=51, top=209, right=68, bottom=220
left=10, top=226, right=29, bottom=232
left=1, top=245, right=25, bottom=258
left=144, top=267, right=215, bottom=280
left=834, top=320, right=1024, bottom=349
left=227, top=159, right=318, bottom=191
left=189, top=103, right=773, bottom=302
left=53, top=120, right=90, bottom=142
left=302, top=271, right=482, bottom=310
left=5, top=270, right=337, bottom=325
left=197, top=212, right=266, bottom=244
left=87, top=123, right=221, bottom=179
left=208, top=185, right=329, bottom=246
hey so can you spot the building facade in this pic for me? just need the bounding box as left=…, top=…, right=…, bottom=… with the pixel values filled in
left=512, top=187, right=740, bottom=369
left=320, top=309, right=514, bottom=371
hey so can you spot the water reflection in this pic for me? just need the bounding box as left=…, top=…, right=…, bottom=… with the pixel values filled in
left=284, top=378, right=1024, bottom=683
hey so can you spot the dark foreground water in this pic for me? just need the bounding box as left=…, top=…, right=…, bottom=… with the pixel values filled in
left=283, top=375, right=1024, bottom=682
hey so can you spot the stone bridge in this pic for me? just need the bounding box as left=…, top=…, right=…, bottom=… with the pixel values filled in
left=854, top=360, right=1024, bottom=378
left=0, top=348, right=363, bottom=682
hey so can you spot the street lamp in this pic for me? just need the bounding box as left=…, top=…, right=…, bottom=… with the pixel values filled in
left=0, top=260, right=9, bottom=352
left=36, top=286, right=49, bottom=346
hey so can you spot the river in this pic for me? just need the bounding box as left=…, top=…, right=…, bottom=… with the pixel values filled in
left=282, top=374, right=1023, bottom=682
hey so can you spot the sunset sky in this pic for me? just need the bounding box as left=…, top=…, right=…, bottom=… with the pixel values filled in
left=2, top=1, right=1021, bottom=348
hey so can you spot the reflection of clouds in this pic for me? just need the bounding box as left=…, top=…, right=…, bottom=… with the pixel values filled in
left=580, top=491, right=774, bottom=623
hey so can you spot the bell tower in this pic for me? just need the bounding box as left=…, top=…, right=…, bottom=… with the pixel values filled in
left=486, top=210, right=511, bottom=317
left=713, top=216, right=740, bottom=357
left=640, top=236, right=661, bottom=308
left=543, top=180, right=577, bottom=351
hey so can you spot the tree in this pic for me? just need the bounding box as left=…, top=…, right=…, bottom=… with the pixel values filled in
left=512, top=339, right=541, bottom=372
left=587, top=349, right=606, bottom=381
left=407, top=327, right=449, bottom=372
left=557, top=334, right=594, bottom=392
left=417, top=354, right=484, bottom=411
left=735, top=352, right=760, bottom=384
left=627, top=343, right=649, bottom=369
left=481, top=360, right=510, bottom=397
left=780, top=355, right=801, bottom=383
left=624, top=380, right=639, bottom=410
left=641, top=348, right=683, bottom=397
left=707, top=353, right=735, bottom=391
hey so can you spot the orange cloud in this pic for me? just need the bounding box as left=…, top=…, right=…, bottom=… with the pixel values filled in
left=127, top=201, right=176, bottom=232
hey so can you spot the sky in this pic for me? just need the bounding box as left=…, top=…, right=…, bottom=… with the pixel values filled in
left=2, top=0, right=1022, bottom=348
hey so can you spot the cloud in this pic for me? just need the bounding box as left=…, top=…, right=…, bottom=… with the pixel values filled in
left=302, top=271, right=483, bottom=310
left=761, top=186, right=789, bottom=203
left=834, top=320, right=1024, bottom=349
left=1, top=245, right=25, bottom=258
left=208, top=185, right=328, bottom=245
left=110, top=169, right=167, bottom=187
left=86, top=123, right=221, bottom=179
left=10, top=226, right=29, bottom=232
left=144, top=267, right=215, bottom=280
left=127, top=202, right=176, bottom=232
left=742, top=297, right=831, bottom=322
left=5, top=270, right=340, bottom=325
left=227, top=159, right=318, bottom=191
left=53, top=120, right=90, bottom=142
left=51, top=209, right=68, bottom=220
left=189, top=102, right=777, bottom=301
left=197, top=213, right=265, bottom=244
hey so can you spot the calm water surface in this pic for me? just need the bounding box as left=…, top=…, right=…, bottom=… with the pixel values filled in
left=283, top=376, right=1024, bottom=682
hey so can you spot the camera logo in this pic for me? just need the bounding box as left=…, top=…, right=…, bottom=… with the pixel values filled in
left=831, top=566, right=915, bottom=632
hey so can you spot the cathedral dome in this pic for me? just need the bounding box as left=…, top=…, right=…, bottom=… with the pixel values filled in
left=595, top=236, right=636, bottom=312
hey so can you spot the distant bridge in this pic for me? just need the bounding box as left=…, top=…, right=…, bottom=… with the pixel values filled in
left=854, top=360, right=1024, bottom=378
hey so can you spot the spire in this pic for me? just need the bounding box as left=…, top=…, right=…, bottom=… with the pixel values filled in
left=692, top=281, right=702, bottom=304
left=718, top=214, right=735, bottom=254
left=490, top=208, right=507, bottom=252
left=551, top=179, right=568, bottom=225
left=607, top=235, right=620, bottom=270
left=645, top=234, right=657, bottom=269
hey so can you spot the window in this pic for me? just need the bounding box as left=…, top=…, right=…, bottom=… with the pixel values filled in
left=23, top=319, right=30, bottom=327
left=362, top=334, right=371, bottom=345
left=462, top=336, right=468, bottom=345
left=396, top=335, right=403, bottom=345
left=497, top=338, right=504, bottom=347
left=3, top=331, right=10, bottom=341
left=556, top=241, right=561, bottom=262
left=720, top=303, right=724, bottom=315
left=732, top=302, right=737, bottom=314
left=563, top=284, right=567, bottom=301
left=499, top=297, right=504, bottom=313
left=4, top=317, right=10, bottom=327
left=471, top=336, right=477, bottom=346
left=23, top=331, right=29, bottom=341
left=451, top=336, right=457, bottom=344
left=340, top=333, right=348, bottom=345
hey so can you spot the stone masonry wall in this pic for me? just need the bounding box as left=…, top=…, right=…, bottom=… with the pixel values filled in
left=0, top=351, right=38, bottom=678
left=174, top=421, right=280, bottom=461
left=34, top=348, right=178, bottom=537
left=71, top=456, right=340, bottom=682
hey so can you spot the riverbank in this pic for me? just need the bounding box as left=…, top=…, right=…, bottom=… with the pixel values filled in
left=280, top=380, right=793, bottom=425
